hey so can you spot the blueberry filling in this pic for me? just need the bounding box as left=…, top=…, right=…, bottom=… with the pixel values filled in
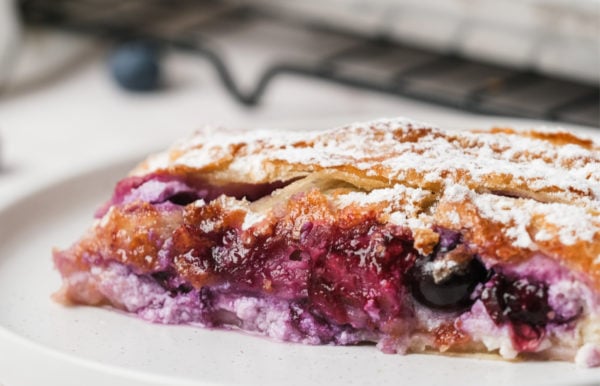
left=478, top=274, right=559, bottom=351
left=289, top=250, right=303, bottom=261
left=151, top=271, right=193, bottom=297
left=198, top=286, right=214, bottom=310
left=96, top=173, right=296, bottom=217
left=143, top=215, right=579, bottom=352
left=289, top=300, right=355, bottom=344
left=481, top=275, right=551, bottom=326
left=408, top=229, right=488, bottom=311
left=406, top=228, right=577, bottom=350
left=165, top=191, right=200, bottom=206
left=479, top=272, right=582, bottom=341
left=409, top=257, right=488, bottom=311
left=436, top=227, right=462, bottom=251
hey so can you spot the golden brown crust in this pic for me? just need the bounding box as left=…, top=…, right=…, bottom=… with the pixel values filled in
left=131, top=118, right=600, bottom=288
left=135, top=118, right=599, bottom=205
left=434, top=189, right=600, bottom=288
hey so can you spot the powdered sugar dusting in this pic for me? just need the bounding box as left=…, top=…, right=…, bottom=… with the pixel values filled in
left=242, top=211, right=266, bottom=231
left=137, top=117, right=599, bottom=250
left=388, top=212, right=428, bottom=229
left=335, top=184, right=431, bottom=211
left=469, top=193, right=536, bottom=248
left=142, top=117, right=599, bottom=204
left=469, top=191, right=599, bottom=247
left=444, top=184, right=470, bottom=203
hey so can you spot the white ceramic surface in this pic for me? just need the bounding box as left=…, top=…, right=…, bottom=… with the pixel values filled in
left=0, top=148, right=599, bottom=386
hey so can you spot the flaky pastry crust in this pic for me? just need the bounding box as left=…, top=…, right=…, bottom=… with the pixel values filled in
left=54, top=117, right=600, bottom=366
left=134, top=118, right=600, bottom=290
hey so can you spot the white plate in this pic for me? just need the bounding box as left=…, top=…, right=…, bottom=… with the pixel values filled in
left=0, top=125, right=599, bottom=386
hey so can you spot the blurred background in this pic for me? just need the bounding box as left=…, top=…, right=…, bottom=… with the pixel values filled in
left=0, top=0, right=599, bottom=202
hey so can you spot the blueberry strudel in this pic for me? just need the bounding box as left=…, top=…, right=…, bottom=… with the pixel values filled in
left=53, top=118, right=600, bottom=366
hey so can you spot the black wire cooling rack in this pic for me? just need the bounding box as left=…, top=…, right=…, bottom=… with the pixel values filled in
left=19, top=0, right=600, bottom=127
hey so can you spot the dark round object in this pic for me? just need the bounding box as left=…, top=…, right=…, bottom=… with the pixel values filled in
left=409, top=257, right=488, bottom=311
left=166, top=191, right=199, bottom=206
left=499, top=278, right=551, bottom=325
left=109, top=42, right=161, bottom=91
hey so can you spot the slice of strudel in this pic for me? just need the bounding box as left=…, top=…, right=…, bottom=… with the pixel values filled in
left=53, top=118, right=600, bottom=366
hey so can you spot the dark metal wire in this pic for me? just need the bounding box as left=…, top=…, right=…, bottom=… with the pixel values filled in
left=16, top=0, right=600, bottom=127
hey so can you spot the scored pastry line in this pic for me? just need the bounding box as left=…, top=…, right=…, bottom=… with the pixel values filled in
left=138, top=118, right=599, bottom=206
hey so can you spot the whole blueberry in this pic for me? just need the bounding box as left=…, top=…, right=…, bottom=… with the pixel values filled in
left=109, top=42, right=161, bottom=91
left=409, top=256, right=488, bottom=311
